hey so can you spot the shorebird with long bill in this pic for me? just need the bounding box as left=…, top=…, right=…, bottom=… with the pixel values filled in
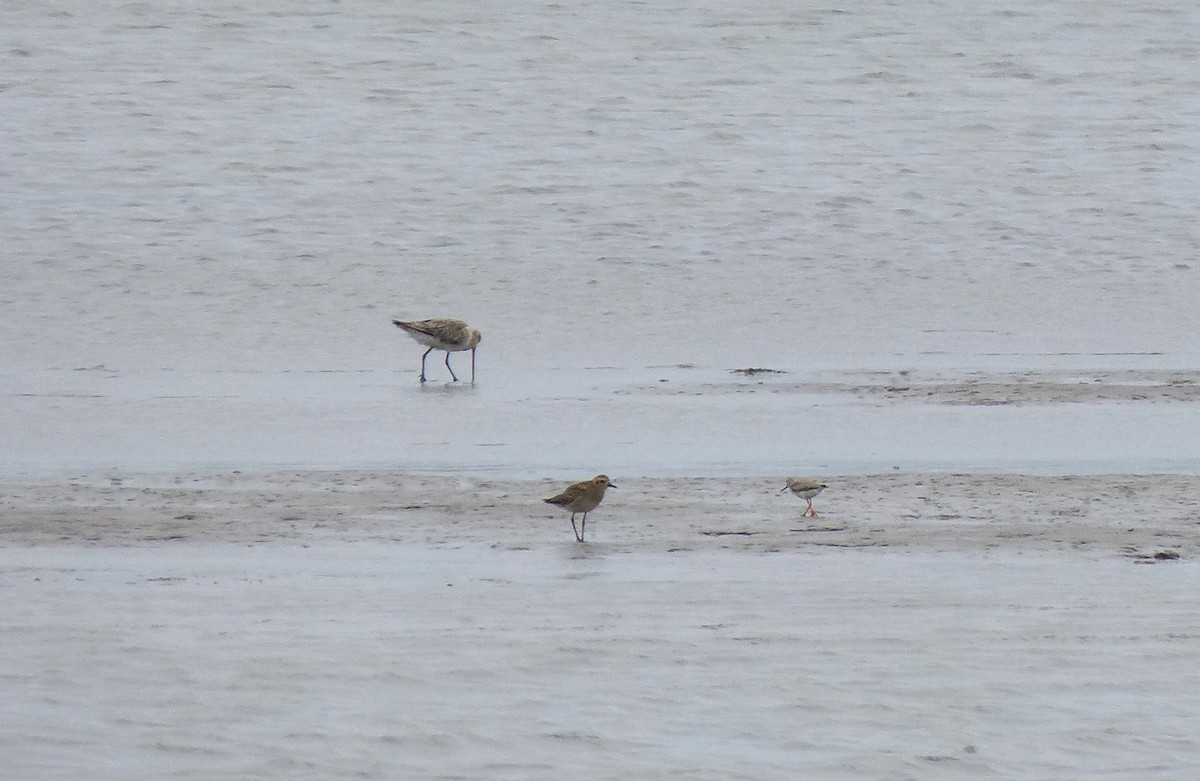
left=392, top=318, right=481, bottom=383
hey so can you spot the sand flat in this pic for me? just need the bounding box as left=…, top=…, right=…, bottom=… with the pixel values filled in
left=2, top=470, right=1196, bottom=558
left=3, top=471, right=1199, bottom=779
left=6, top=0, right=1200, bottom=774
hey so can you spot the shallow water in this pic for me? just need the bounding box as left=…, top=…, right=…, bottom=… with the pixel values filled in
left=4, top=0, right=1199, bottom=475
left=3, top=544, right=1199, bottom=780
left=6, top=364, right=1200, bottom=476
left=8, top=8, right=1200, bottom=778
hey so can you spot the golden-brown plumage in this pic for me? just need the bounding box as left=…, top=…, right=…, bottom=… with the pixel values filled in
left=544, top=474, right=616, bottom=542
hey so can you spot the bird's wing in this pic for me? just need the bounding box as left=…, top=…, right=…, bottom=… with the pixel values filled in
left=546, top=481, right=586, bottom=505
left=421, top=319, right=473, bottom=345
left=394, top=319, right=435, bottom=337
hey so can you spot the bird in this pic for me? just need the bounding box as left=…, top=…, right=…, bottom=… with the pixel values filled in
left=781, top=477, right=827, bottom=517
left=543, top=474, right=616, bottom=542
left=392, top=318, right=481, bottom=383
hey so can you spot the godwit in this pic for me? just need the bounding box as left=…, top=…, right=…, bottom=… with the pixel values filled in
left=392, top=318, right=481, bottom=383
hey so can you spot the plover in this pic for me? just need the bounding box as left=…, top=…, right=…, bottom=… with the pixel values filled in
left=544, top=474, right=616, bottom=542
left=781, top=477, right=827, bottom=517
left=392, top=318, right=481, bottom=383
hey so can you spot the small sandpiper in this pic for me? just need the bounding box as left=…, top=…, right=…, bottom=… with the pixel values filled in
left=544, top=474, right=616, bottom=542
left=392, top=318, right=481, bottom=383
left=781, top=477, right=827, bottom=517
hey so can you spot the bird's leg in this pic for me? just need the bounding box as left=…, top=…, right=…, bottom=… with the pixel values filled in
left=444, top=351, right=459, bottom=382
left=419, top=347, right=433, bottom=383
left=470, top=346, right=476, bottom=384
left=570, top=513, right=582, bottom=542
left=580, top=512, right=587, bottom=543
left=805, top=500, right=818, bottom=517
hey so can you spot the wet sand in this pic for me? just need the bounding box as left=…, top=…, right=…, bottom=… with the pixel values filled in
left=693, top=368, right=1200, bottom=407
left=2, top=470, right=1195, bottom=559
left=6, top=0, right=1200, bottom=774
left=3, top=470, right=1199, bottom=780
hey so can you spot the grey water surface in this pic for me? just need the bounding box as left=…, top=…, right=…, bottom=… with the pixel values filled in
left=4, top=0, right=1199, bottom=475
